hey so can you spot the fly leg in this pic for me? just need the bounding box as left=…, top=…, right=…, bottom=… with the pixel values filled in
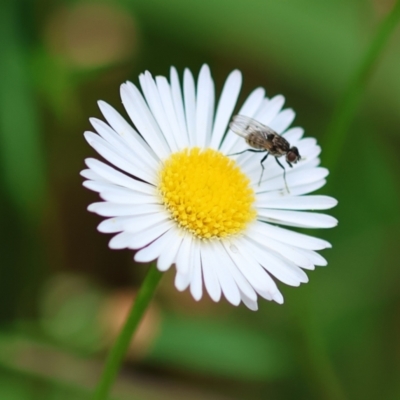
left=275, top=158, right=291, bottom=193
left=258, top=152, right=269, bottom=186
left=228, top=149, right=265, bottom=156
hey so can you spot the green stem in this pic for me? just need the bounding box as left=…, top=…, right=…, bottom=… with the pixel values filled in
left=93, top=263, right=163, bottom=400
left=323, top=0, right=400, bottom=171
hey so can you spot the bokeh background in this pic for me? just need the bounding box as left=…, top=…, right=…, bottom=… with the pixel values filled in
left=1, top=0, right=400, bottom=399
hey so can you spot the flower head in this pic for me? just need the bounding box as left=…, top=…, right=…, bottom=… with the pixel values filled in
left=81, top=65, right=337, bottom=311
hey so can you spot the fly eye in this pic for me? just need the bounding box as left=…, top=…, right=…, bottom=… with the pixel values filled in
left=287, top=151, right=298, bottom=163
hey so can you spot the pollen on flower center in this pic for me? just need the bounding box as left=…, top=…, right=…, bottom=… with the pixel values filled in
left=158, top=147, right=256, bottom=239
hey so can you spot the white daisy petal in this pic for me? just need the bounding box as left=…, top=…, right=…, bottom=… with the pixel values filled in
left=84, top=133, right=156, bottom=184
left=175, top=270, right=191, bottom=292
left=255, top=179, right=327, bottom=199
left=157, top=228, right=184, bottom=272
left=174, top=240, right=196, bottom=292
left=100, top=190, right=157, bottom=205
left=100, top=213, right=167, bottom=235
left=238, top=87, right=266, bottom=116
left=222, top=241, right=279, bottom=300
left=258, top=209, right=338, bottom=229
left=250, top=221, right=331, bottom=250
left=109, top=231, right=135, bottom=249
left=156, top=76, right=186, bottom=149
left=242, top=237, right=309, bottom=287
left=295, top=248, right=328, bottom=267
left=96, top=101, right=159, bottom=163
left=246, top=225, right=312, bottom=268
left=297, top=137, right=318, bottom=153
left=98, top=217, right=131, bottom=233
left=272, top=291, right=284, bottom=305
left=88, top=120, right=137, bottom=162
left=170, top=67, right=190, bottom=147
left=127, top=219, right=175, bottom=249
left=209, top=241, right=241, bottom=306
left=210, top=69, right=242, bottom=150
left=175, top=233, right=192, bottom=275
left=299, top=149, right=322, bottom=167
left=88, top=202, right=164, bottom=217
left=121, top=83, right=170, bottom=159
left=83, top=182, right=155, bottom=201
left=218, top=241, right=257, bottom=302
left=139, top=72, right=179, bottom=153
left=183, top=68, right=196, bottom=146
left=268, top=108, right=296, bottom=134
left=258, top=167, right=329, bottom=191
left=233, top=241, right=284, bottom=303
left=85, top=158, right=155, bottom=194
left=200, top=242, right=222, bottom=302
left=256, top=195, right=338, bottom=210
left=134, top=227, right=177, bottom=263
left=239, top=290, right=258, bottom=311
left=81, top=168, right=105, bottom=182
left=190, top=240, right=203, bottom=301
left=82, top=66, right=337, bottom=310
left=282, top=127, right=304, bottom=143
left=195, top=65, right=214, bottom=148
left=122, top=213, right=170, bottom=233
left=83, top=180, right=109, bottom=192
left=254, top=95, right=285, bottom=125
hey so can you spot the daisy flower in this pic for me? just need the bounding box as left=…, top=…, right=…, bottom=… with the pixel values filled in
left=81, top=65, right=337, bottom=311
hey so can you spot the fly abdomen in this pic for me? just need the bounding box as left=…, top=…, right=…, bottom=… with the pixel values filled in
left=246, top=133, right=267, bottom=150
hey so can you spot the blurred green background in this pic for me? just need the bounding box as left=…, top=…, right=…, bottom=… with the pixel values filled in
left=1, top=0, right=400, bottom=399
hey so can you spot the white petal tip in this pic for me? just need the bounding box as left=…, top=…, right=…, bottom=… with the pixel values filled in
left=273, top=293, right=284, bottom=304
left=175, top=284, right=186, bottom=292
left=209, top=294, right=221, bottom=303
left=200, top=63, right=210, bottom=71
left=231, top=69, right=242, bottom=77
left=191, top=291, right=202, bottom=302
left=157, top=261, right=172, bottom=272
left=87, top=203, right=97, bottom=212
left=108, top=240, right=126, bottom=250
left=98, top=218, right=125, bottom=233
left=84, top=158, right=96, bottom=167
left=319, top=261, right=328, bottom=267
left=83, top=132, right=92, bottom=142
left=134, top=253, right=156, bottom=263
left=244, top=301, right=258, bottom=311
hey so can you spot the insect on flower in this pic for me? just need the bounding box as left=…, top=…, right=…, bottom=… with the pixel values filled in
left=229, top=115, right=301, bottom=192
left=82, top=65, right=338, bottom=310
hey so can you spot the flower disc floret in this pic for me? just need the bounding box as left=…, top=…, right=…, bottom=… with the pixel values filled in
left=159, top=147, right=256, bottom=239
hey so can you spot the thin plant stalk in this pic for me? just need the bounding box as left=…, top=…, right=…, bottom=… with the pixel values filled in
left=323, top=0, right=400, bottom=171
left=299, top=5, right=400, bottom=399
left=93, top=263, right=163, bottom=400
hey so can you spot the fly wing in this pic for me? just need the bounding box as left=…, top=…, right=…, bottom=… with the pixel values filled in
left=229, top=115, right=277, bottom=139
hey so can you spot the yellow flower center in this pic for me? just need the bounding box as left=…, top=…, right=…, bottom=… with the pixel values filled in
left=159, top=147, right=256, bottom=239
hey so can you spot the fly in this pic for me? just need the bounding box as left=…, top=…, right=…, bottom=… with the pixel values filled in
left=229, top=115, right=301, bottom=192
